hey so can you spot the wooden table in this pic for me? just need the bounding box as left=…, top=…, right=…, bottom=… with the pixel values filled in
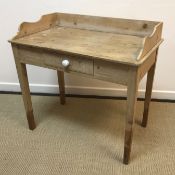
left=9, top=13, right=163, bottom=164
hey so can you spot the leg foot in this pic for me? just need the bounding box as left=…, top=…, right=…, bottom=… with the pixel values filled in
left=123, top=129, right=133, bottom=164
left=27, top=110, right=36, bottom=130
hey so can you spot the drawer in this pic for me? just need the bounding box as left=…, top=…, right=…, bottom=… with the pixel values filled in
left=94, top=60, right=129, bottom=85
left=44, top=53, right=93, bottom=75
left=17, top=47, right=94, bottom=75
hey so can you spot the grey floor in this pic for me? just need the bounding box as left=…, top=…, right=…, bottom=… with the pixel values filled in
left=0, top=94, right=175, bottom=175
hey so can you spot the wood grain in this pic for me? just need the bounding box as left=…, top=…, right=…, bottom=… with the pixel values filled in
left=94, top=60, right=129, bottom=85
left=123, top=67, right=139, bottom=164
left=12, top=45, right=36, bottom=130
left=11, top=27, right=144, bottom=65
left=12, top=13, right=58, bottom=39
left=142, top=49, right=158, bottom=127
left=138, top=50, right=157, bottom=81
left=57, top=13, right=158, bottom=37
left=10, top=13, right=163, bottom=66
left=16, top=46, right=94, bottom=76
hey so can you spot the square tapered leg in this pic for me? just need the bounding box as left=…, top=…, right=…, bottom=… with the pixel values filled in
left=142, top=63, right=156, bottom=127
left=14, top=60, right=36, bottom=130
left=142, top=50, right=158, bottom=127
left=123, top=69, right=139, bottom=164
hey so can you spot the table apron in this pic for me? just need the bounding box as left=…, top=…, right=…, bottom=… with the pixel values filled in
left=12, top=46, right=138, bottom=86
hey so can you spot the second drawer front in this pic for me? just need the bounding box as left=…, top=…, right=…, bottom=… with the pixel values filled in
left=94, top=60, right=129, bottom=85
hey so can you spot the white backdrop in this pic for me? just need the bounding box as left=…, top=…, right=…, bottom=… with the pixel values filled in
left=0, top=0, right=175, bottom=99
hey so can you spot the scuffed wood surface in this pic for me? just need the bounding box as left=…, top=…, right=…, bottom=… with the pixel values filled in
left=12, top=13, right=58, bottom=39
left=11, top=27, right=144, bottom=65
left=10, top=13, right=163, bottom=65
left=137, top=23, right=163, bottom=60
left=57, top=13, right=158, bottom=37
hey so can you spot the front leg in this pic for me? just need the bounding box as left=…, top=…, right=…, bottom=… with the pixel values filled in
left=14, top=61, right=36, bottom=130
left=12, top=45, right=36, bottom=130
left=123, top=68, right=139, bottom=164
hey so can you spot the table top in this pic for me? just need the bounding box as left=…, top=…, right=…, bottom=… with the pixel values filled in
left=10, top=13, right=163, bottom=66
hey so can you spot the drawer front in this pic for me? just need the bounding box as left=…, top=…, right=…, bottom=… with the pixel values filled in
left=94, top=60, right=129, bottom=85
left=17, top=47, right=93, bottom=75
left=44, top=53, right=93, bottom=75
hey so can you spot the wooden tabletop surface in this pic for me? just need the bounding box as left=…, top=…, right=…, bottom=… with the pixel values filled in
left=10, top=13, right=163, bottom=66
left=12, top=26, right=145, bottom=65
